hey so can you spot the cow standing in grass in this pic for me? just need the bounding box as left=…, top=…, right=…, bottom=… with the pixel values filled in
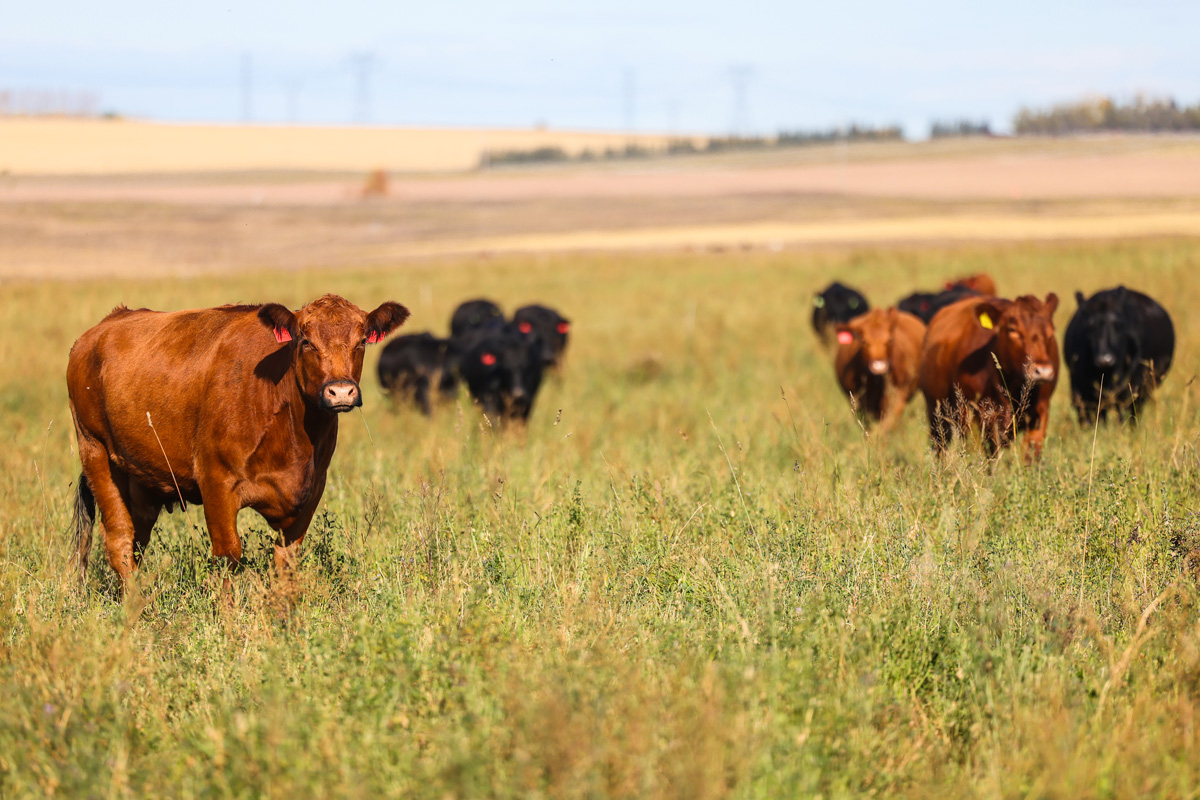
left=67, top=294, right=408, bottom=592
left=833, top=308, right=926, bottom=431
left=1063, top=286, right=1174, bottom=424
left=918, top=294, right=1059, bottom=462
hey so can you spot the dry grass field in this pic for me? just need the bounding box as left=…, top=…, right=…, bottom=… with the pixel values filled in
left=2, top=132, right=1200, bottom=797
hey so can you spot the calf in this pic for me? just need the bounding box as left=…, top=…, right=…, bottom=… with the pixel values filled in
left=812, top=282, right=869, bottom=343
left=67, top=294, right=408, bottom=591
left=457, top=323, right=545, bottom=424
left=1063, top=286, right=1174, bottom=423
left=377, top=332, right=455, bottom=415
left=513, top=304, right=571, bottom=369
left=918, top=294, right=1059, bottom=462
left=833, top=308, right=927, bottom=430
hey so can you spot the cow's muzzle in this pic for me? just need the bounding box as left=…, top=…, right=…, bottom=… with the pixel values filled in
left=868, top=359, right=889, bottom=375
left=1094, top=352, right=1117, bottom=368
left=321, top=380, right=362, bottom=412
left=1027, top=363, right=1056, bottom=383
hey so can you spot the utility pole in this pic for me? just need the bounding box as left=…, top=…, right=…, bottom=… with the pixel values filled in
left=348, top=52, right=378, bottom=124
left=729, top=64, right=753, bottom=137
left=622, top=67, right=636, bottom=132
left=240, top=53, right=253, bottom=123
left=284, top=78, right=302, bottom=124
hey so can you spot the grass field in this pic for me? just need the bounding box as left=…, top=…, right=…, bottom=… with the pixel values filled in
left=2, top=236, right=1200, bottom=797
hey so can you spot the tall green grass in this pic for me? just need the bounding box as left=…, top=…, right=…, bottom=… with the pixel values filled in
left=2, top=239, right=1199, bottom=798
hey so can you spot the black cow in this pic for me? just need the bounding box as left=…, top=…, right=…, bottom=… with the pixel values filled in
left=1063, top=286, right=1175, bottom=424
left=513, top=304, right=570, bottom=369
left=450, top=299, right=504, bottom=340
left=457, top=323, right=544, bottom=423
left=898, top=287, right=980, bottom=324
left=812, top=282, right=869, bottom=343
left=377, top=333, right=456, bottom=415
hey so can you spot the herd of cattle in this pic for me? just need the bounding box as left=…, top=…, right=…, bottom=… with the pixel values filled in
left=377, top=299, right=570, bottom=423
left=814, top=275, right=1176, bottom=460
left=62, top=275, right=1175, bottom=593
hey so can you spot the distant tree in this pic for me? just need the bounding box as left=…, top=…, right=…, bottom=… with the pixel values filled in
left=1014, top=94, right=1200, bottom=135
left=929, top=119, right=992, bottom=138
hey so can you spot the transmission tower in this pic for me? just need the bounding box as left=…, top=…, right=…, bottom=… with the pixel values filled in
left=347, top=52, right=378, bottom=124
left=729, top=64, right=753, bottom=136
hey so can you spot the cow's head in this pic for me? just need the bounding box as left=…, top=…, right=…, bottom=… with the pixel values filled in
left=837, top=308, right=893, bottom=375
left=975, top=293, right=1059, bottom=385
left=469, top=324, right=543, bottom=419
left=258, top=294, right=409, bottom=412
left=1075, top=288, right=1134, bottom=372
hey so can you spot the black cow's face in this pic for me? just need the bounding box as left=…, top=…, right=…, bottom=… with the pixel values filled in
left=467, top=326, right=543, bottom=419
left=259, top=295, right=409, bottom=412
left=1082, top=300, right=1127, bottom=370
left=815, top=283, right=868, bottom=326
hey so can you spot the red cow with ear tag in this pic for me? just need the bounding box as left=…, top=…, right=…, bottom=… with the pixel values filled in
left=918, top=293, right=1059, bottom=462
left=67, top=294, right=408, bottom=593
left=833, top=307, right=926, bottom=431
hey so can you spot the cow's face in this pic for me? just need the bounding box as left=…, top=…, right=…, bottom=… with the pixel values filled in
left=1077, top=291, right=1129, bottom=370
left=259, top=295, right=409, bottom=412
left=839, top=308, right=892, bottom=375
left=817, top=283, right=867, bottom=325
left=978, top=294, right=1059, bottom=384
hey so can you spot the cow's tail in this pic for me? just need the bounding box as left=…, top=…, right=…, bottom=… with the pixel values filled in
left=72, top=472, right=95, bottom=584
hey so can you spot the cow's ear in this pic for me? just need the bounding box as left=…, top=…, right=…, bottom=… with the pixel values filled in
left=976, top=301, right=1002, bottom=332
left=365, top=302, right=410, bottom=344
left=1074, top=291, right=1086, bottom=308
left=258, top=304, right=298, bottom=344
left=1044, top=293, right=1059, bottom=315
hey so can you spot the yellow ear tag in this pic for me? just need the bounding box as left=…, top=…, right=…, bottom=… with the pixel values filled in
left=979, top=312, right=993, bottom=330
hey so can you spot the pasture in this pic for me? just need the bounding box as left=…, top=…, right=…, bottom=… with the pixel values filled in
left=2, top=232, right=1199, bottom=798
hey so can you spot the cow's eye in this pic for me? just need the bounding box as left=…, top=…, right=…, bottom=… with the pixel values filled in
left=299, top=337, right=312, bottom=350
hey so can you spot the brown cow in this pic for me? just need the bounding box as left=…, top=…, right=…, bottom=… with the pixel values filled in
left=918, top=294, right=1059, bottom=462
left=833, top=308, right=926, bottom=430
left=67, top=294, right=409, bottom=591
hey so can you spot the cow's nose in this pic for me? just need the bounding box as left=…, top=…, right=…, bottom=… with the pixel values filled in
left=1095, top=352, right=1116, bottom=368
left=322, top=380, right=361, bottom=411
left=1028, top=363, right=1056, bottom=383
left=869, top=359, right=889, bottom=375
left=510, top=385, right=527, bottom=400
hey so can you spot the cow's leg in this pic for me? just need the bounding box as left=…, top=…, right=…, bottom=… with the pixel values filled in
left=76, top=436, right=139, bottom=589
left=198, top=478, right=243, bottom=570
left=414, top=373, right=433, bottom=416
left=274, top=474, right=327, bottom=581
left=127, top=481, right=162, bottom=568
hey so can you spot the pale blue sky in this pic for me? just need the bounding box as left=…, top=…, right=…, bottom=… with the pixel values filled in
left=2, top=1, right=1196, bottom=136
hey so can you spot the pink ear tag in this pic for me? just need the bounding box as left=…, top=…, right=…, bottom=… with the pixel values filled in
left=481, top=352, right=497, bottom=366
left=557, top=322, right=570, bottom=334
left=367, top=330, right=384, bottom=344
left=274, top=327, right=292, bottom=343
left=837, top=330, right=854, bottom=345
left=518, top=321, right=533, bottom=334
